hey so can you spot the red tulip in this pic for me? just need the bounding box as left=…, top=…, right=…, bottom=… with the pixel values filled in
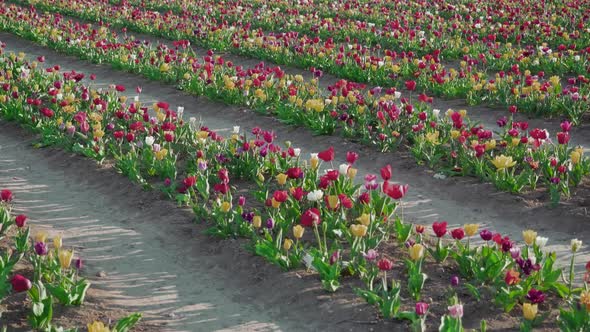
left=382, top=181, right=408, bottom=199
left=115, top=85, right=126, bottom=92
left=557, top=132, right=570, bottom=145
left=432, top=221, right=448, bottom=237
left=380, top=165, right=392, bottom=181
left=291, top=187, right=304, bottom=201
left=505, top=269, right=520, bottom=286
left=287, top=167, right=303, bottom=179
left=10, top=274, right=32, bottom=293
left=415, top=225, right=425, bottom=234
left=300, top=208, right=321, bottom=227
left=451, top=228, right=465, bottom=240
left=1, top=189, right=13, bottom=202
left=218, top=169, right=229, bottom=183
left=183, top=176, right=196, bottom=188
left=273, top=190, right=289, bottom=203
left=317, top=147, right=335, bottom=162
left=377, top=258, right=393, bottom=271
left=346, top=151, right=359, bottom=164
left=15, top=214, right=27, bottom=228
left=415, top=302, right=429, bottom=316
left=359, top=191, right=371, bottom=204
left=405, top=80, right=417, bottom=91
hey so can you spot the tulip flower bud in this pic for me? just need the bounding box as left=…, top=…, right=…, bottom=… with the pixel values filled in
left=293, top=225, right=304, bottom=239
left=252, top=216, right=262, bottom=228
left=283, top=238, right=293, bottom=251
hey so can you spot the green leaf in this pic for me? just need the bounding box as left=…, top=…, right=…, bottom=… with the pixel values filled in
left=113, top=313, right=142, bottom=332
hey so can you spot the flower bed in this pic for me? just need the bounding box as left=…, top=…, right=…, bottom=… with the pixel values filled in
left=0, top=5, right=588, bottom=203
left=0, top=46, right=589, bottom=331
left=10, top=0, right=590, bottom=122
left=0, top=189, right=142, bottom=331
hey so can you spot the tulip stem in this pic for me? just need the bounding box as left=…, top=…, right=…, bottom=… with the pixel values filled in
left=568, top=252, right=575, bottom=298
left=313, top=223, right=323, bottom=255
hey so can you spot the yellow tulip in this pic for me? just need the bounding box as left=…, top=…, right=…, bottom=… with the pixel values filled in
left=409, top=243, right=425, bottom=261
left=356, top=214, right=371, bottom=226
left=347, top=167, right=357, bottom=180
left=276, top=173, right=288, bottom=185
left=350, top=224, right=368, bottom=237
left=58, top=249, right=74, bottom=269
left=522, top=303, right=537, bottom=321
left=450, top=130, right=461, bottom=139
left=34, top=230, right=48, bottom=243
left=327, top=195, right=339, bottom=209
left=464, top=224, right=479, bottom=237
left=522, top=230, right=537, bottom=246
left=580, top=290, right=590, bottom=311
left=491, top=155, right=517, bottom=171
left=87, top=321, right=110, bottom=332
left=252, top=216, right=262, bottom=228
left=53, top=235, right=63, bottom=249
left=293, top=225, right=305, bottom=239
left=571, top=148, right=583, bottom=165
left=271, top=198, right=281, bottom=209
left=310, top=156, right=319, bottom=170
left=283, top=238, right=293, bottom=251
left=220, top=201, right=232, bottom=213
left=484, top=140, right=496, bottom=151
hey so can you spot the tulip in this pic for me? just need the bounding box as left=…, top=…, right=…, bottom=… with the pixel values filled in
left=310, top=154, right=319, bottom=169
left=87, top=321, right=110, bottom=332
left=252, top=216, right=262, bottom=228
left=451, top=228, right=465, bottom=240
left=58, top=249, right=74, bottom=269
left=220, top=201, right=232, bottom=212
left=448, top=304, right=463, bottom=318
left=581, top=291, right=590, bottom=311
left=377, top=258, right=393, bottom=271
left=505, top=269, right=520, bottom=285
left=405, top=80, right=417, bottom=91
left=415, top=225, right=425, bottom=234
left=525, top=289, right=545, bottom=304
left=34, top=242, right=48, bottom=256
left=326, top=195, right=340, bottom=210
left=363, top=249, right=378, bottom=261
left=571, top=239, right=582, bottom=252
left=273, top=190, right=289, bottom=203
left=293, top=225, right=304, bottom=239
left=415, top=302, right=429, bottom=315
left=522, top=303, right=538, bottom=321
left=283, top=238, right=293, bottom=251
left=409, top=243, right=425, bottom=261
left=15, top=214, right=27, bottom=228
left=492, top=155, right=517, bottom=171
left=346, top=151, right=358, bottom=164
left=382, top=181, right=408, bottom=199
left=276, top=173, right=288, bottom=185
left=480, top=229, right=493, bottom=241
left=75, top=258, right=83, bottom=270
left=432, top=221, right=448, bottom=237
left=451, top=276, right=460, bottom=287
left=356, top=214, right=370, bottom=226
left=347, top=167, right=357, bottom=180
left=266, top=218, right=274, bottom=229
left=317, top=147, right=334, bottom=162
left=238, top=196, right=246, bottom=207
left=300, top=208, right=321, bottom=227
left=53, top=235, right=63, bottom=249
left=10, top=274, right=32, bottom=293
left=464, top=223, right=478, bottom=236
left=350, top=224, right=368, bottom=237
left=1, top=189, right=13, bottom=202
left=306, top=190, right=323, bottom=202
left=522, top=230, right=537, bottom=246
left=380, top=165, right=392, bottom=181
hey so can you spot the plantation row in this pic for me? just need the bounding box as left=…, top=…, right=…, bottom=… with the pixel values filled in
left=0, top=45, right=589, bottom=331
left=0, top=3, right=588, bottom=204
left=0, top=188, right=142, bottom=330
left=9, top=0, right=590, bottom=122
left=120, top=0, right=590, bottom=59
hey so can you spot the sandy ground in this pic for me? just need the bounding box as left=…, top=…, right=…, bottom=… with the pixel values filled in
left=0, top=29, right=589, bottom=331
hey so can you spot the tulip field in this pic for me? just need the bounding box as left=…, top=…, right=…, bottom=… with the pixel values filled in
left=0, top=0, right=589, bottom=331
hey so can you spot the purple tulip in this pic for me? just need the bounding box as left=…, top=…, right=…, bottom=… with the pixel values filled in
left=34, top=242, right=48, bottom=256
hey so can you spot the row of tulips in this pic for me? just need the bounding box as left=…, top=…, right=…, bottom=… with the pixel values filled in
left=10, top=0, right=590, bottom=122
left=0, top=5, right=588, bottom=203
left=120, top=0, right=590, bottom=69
left=0, top=48, right=588, bottom=331
left=0, top=190, right=142, bottom=331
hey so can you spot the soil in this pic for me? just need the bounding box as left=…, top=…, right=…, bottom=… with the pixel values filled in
left=0, top=29, right=588, bottom=331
